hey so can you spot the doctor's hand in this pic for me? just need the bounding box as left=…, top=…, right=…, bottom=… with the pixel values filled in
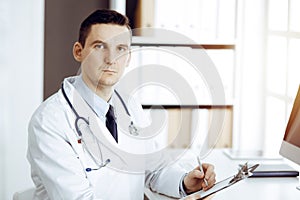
left=183, top=163, right=216, bottom=194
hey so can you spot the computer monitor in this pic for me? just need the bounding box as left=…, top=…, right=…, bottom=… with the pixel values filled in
left=279, top=85, right=300, bottom=189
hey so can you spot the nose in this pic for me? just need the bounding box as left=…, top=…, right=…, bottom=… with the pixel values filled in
left=104, top=49, right=116, bottom=65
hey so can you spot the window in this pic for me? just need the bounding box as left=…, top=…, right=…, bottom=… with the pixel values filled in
left=264, top=0, right=300, bottom=153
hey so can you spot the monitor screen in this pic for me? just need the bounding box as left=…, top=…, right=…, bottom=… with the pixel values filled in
left=280, top=85, right=300, bottom=165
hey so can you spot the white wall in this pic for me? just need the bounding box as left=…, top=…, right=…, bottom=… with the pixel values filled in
left=0, top=0, right=44, bottom=199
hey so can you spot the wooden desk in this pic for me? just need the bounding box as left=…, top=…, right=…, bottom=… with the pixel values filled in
left=145, top=149, right=300, bottom=200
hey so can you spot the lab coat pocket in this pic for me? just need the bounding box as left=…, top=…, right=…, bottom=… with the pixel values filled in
left=85, top=167, right=121, bottom=199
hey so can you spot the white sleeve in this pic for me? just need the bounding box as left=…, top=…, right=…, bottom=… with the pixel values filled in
left=127, top=95, right=187, bottom=197
left=145, top=153, right=187, bottom=198
left=27, top=108, right=102, bottom=200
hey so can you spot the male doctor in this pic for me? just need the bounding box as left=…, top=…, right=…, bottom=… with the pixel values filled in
left=27, top=9, right=216, bottom=199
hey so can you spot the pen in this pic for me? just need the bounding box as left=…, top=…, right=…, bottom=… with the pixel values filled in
left=197, top=156, right=208, bottom=187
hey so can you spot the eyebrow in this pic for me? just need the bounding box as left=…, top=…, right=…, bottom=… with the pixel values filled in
left=90, top=40, right=105, bottom=46
left=90, top=40, right=130, bottom=48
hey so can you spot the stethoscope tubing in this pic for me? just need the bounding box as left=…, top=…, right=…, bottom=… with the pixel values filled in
left=61, top=82, right=135, bottom=171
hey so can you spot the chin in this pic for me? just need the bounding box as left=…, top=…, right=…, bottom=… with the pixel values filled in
left=99, top=79, right=118, bottom=87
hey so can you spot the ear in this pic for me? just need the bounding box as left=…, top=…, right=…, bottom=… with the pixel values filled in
left=73, top=42, right=83, bottom=62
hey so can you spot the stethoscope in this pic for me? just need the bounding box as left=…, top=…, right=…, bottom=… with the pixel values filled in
left=61, top=83, right=138, bottom=172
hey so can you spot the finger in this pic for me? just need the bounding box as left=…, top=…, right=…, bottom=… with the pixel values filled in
left=194, top=164, right=209, bottom=177
left=202, top=164, right=215, bottom=179
left=202, top=175, right=216, bottom=191
left=205, top=169, right=216, bottom=180
left=189, top=169, right=205, bottom=179
left=202, top=163, right=214, bottom=173
left=205, top=171, right=216, bottom=185
left=195, top=165, right=215, bottom=184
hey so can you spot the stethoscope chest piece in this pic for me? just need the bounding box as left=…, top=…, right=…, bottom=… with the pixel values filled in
left=129, top=122, right=139, bottom=136
left=114, top=90, right=139, bottom=136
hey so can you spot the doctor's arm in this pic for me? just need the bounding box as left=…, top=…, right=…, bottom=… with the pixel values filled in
left=145, top=160, right=215, bottom=198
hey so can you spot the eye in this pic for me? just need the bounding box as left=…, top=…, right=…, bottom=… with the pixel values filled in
left=117, top=46, right=128, bottom=52
left=95, top=43, right=105, bottom=49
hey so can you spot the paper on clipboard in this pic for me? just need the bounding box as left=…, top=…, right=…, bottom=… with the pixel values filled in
left=180, top=163, right=259, bottom=200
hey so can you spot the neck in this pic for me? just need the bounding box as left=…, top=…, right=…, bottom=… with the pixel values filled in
left=81, top=76, right=113, bottom=102
left=95, top=84, right=114, bottom=102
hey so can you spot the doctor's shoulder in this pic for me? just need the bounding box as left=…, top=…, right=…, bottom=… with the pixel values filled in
left=28, top=91, right=72, bottom=139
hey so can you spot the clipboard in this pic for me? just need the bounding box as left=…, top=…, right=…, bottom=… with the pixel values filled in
left=180, top=163, right=259, bottom=200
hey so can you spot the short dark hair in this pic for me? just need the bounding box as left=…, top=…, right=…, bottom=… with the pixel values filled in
left=78, top=9, right=131, bottom=47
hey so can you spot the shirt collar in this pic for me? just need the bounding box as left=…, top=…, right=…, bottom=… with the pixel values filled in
left=73, top=75, right=112, bottom=120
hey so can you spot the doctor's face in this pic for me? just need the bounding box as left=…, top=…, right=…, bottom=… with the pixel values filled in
left=73, top=24, right=131, bottom=90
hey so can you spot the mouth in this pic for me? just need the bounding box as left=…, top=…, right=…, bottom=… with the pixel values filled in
left=102, top=69, right=116, bottom=73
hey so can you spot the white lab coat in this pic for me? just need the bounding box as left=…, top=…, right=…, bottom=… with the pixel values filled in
left=27, top=77, right=186, bottom=200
